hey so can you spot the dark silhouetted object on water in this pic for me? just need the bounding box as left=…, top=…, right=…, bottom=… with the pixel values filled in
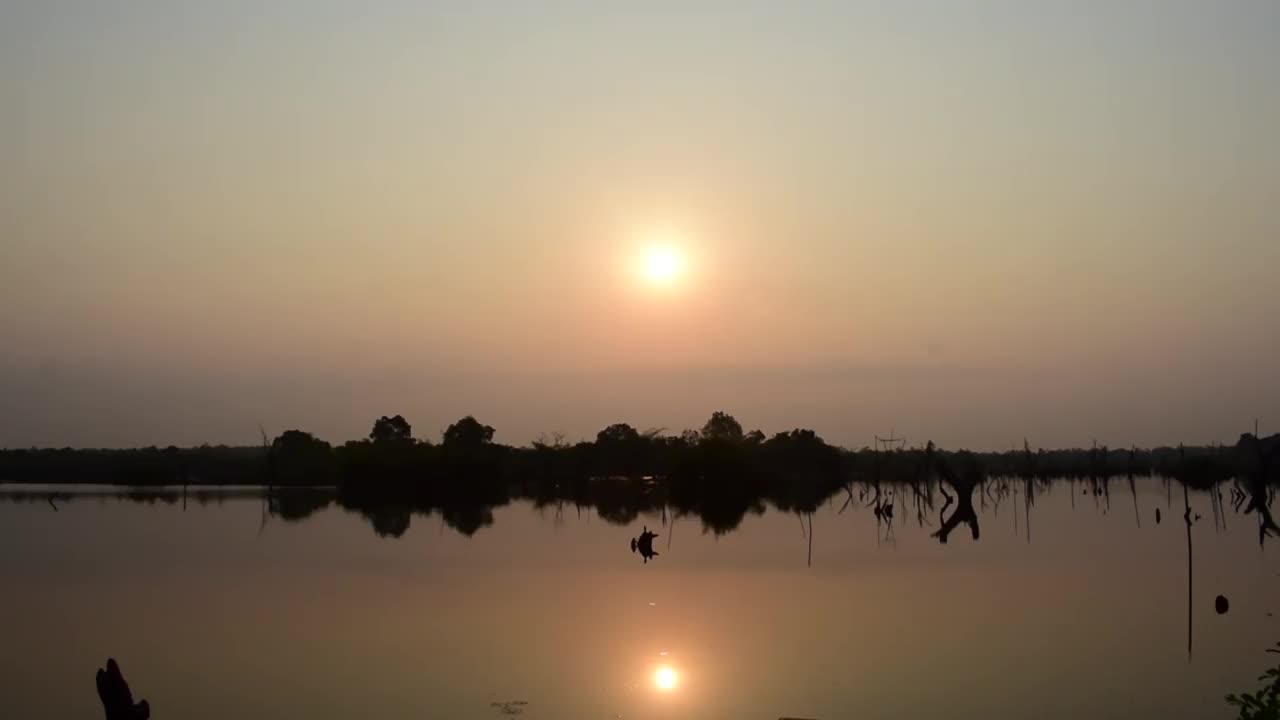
left=632, top=525, right=660, bottom=563
left=932, top=449, right=981, bottom=544
left=1217, top=595, right=1230, bottom=614
left=1237, top=433, right=1280, bottom=546
left=96, top=658, right=149, bottom=720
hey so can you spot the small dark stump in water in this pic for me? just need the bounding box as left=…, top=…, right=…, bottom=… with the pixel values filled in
left=1216, top=595, right=1230, bottom=615
left=1155, top=508, right=1161, bottom=524
left=630, top=525, right=660, bottom=563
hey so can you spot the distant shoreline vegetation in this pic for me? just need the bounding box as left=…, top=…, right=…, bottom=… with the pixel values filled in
left=2, top=412, right=1277, bottom=540
left=1, top=412, right=1276, bottom=491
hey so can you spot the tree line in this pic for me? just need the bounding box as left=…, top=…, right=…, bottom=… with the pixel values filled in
left=1, top=412, right=1276, bottom=494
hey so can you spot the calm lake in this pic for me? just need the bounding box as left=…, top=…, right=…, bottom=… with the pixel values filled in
left=2, top=478, right=1277, bottom=719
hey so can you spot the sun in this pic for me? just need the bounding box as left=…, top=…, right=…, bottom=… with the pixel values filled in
left=653, top=665, right=679, bottom=692
left=642, top=245, right=682, bottom=284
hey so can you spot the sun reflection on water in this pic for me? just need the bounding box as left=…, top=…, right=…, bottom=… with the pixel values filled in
left=654, top=665, right=679, bottom=692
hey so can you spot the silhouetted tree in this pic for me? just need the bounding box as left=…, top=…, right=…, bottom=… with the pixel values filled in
left=443, top=416, right=495, bottom=448
left=273, top=430, right=326, bottom=452
left=370, top=415, right=412, bottom=443
left=269, top=430, right=335, bottom=485
left=744, top=429, right=766, bottom=445
left=758, top=428, right=843, bottom=510
left=594, top=423, right=652, bottom=475
left=597, top=423, right=641, bottom=444
left=701, top=411, right=744, bottom=443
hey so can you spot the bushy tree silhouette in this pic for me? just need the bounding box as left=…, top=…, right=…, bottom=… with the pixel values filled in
left=701, top=411, right=743, bottom=442
left=444, top=416, right=495, bottom=448
left=269, top=430, right=335, bottom=485
left=597, top=423, right=641, bottom=444
left=370, top=415, right=412, bottom=443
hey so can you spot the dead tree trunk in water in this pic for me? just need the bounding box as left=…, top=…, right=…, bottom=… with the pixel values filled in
left=930, top=447, right=981, bottom=544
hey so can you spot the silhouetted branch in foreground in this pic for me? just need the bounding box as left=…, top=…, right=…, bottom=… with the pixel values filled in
left=1225, top=642, right=1280, bottom=718
left=96, top=658, right=149, bottom=720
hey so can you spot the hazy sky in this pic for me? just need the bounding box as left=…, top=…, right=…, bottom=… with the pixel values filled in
left=2, top=1, right=1277, bottom=449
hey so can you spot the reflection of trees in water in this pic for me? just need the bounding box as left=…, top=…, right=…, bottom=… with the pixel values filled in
left=440, top=504, right=495, bottom=537
left=368, top=508, right=412, bottom=539
left=269, top=489, right=332, bottom=523
left=339, top=493, right=502, bottom=539
left=316, top=450, right=1280, bottom=548
left=4, top=474, right=1279, bottom=550
left=6, top=435, right=1280, bottom=551
left=670, top=476, right=767, bottom=536
left=329, top=498, right=494, bottom=539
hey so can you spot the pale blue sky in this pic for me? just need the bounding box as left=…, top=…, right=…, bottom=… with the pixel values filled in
left=2, top=1, right=1277, bottom=448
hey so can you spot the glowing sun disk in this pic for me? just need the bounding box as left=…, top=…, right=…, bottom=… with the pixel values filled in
left=654, top=665, right=679, bottom=691
left=642, top=246, right=682, bottom=283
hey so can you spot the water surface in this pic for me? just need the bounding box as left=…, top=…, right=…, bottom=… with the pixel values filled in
left=1, top=479, right=1276, bottom=719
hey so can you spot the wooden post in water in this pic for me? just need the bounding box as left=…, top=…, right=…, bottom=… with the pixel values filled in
left=1024, top=476, right=1032, bottom=544
left=807, top=513, right=813, bottom=568
left=1128, top=472, right=1139, bottom=529
left=1184, top=482, right=1193, bottom=661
